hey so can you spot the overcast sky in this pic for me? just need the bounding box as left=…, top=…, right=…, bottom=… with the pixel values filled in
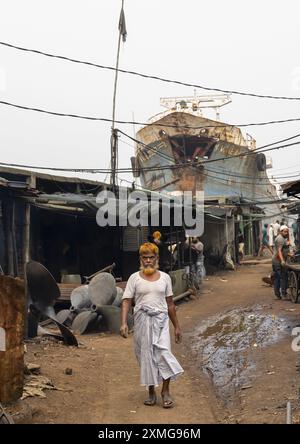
left=0, top=0, right=300, bottom=185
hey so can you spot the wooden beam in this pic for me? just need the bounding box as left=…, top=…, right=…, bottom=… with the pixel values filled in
left=23, top=174, right=36, bottom=339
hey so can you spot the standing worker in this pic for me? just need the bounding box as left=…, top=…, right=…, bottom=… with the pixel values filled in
left=258, top=223, right=273, bottom=256
left=273, top=220, right=280, bottom=237
left=120, top=242, right=183, bottom=408
left=268, top=223, right=274, bottom=253
left=148, top=231, right=168, bottom=272
left=272, top=225, right=294, bottom=299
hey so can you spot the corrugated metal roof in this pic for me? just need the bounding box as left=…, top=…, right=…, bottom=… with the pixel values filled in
left=0, top=165, right=106, bottom=186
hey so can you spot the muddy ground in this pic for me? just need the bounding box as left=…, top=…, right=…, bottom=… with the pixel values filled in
left=7, top=262, right=300, bottom=424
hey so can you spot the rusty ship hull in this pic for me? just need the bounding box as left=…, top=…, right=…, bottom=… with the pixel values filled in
left=133, top=112, right=276, bottom=203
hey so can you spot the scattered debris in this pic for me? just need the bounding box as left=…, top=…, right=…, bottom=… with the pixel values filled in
left=241, top=385, right=253, bottom=390
left=21, top=375, right=67, bottom=399
left=65, top=368, right=73, bottom=375
left=262, top=276, right=273, bottom=286
left=0, top=403, right=14, bottom=424
left=24, top=363, right=41, bottom=375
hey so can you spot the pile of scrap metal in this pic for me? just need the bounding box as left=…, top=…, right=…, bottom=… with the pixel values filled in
left=56, top=270, right=132, bottom=335
left=26, top=261, right=132, bottom=345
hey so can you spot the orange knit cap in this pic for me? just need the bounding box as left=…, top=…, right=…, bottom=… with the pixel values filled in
left=139, top=242, right=159, bottom=256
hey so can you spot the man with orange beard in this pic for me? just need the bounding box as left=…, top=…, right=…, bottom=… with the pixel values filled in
left=120, top=242, right=183, bottom=408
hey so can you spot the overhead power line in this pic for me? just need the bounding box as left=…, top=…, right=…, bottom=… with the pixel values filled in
left=1, top=40, right=300, bottom=101
left=119, top=130, right=300, bottom=179
left=1, top=99, right=300, bottom=129
left=1, top=135, right=300, bottom=175
left=117, top=129, right=300, bottom=166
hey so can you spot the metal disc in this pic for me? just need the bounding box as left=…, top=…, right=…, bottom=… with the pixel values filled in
left=56, top=309, right=76, bottom=327
left=49, top=315, right=78, bottom=346
left=70, top=285, right=90, bottom=309
left=88, top=272, right=117, bottom=306
left=112, top=287, right=124, bottom=307
left=92, top=305, right=133, bottom=334
left=71, top=311, right=98, bottom=334
left=26, top=261, right=60, bottom=313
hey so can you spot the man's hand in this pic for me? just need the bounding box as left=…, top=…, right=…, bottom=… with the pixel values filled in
left=281, top=260, right=286, bottom=267
left=120, top=323, right=129, bottom=338
left=174, top=327, right=182, bottom=344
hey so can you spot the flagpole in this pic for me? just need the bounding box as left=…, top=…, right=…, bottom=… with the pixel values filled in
left=111, top=0, right=125, bottom=188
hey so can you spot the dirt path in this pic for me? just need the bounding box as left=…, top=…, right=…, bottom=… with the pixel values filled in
left=13, top=262, right=300, bottom=424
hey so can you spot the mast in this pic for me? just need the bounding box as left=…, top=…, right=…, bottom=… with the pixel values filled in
left=110, top=0, right=127, bottom=188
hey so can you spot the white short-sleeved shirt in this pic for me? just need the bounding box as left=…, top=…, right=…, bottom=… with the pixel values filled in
left=122, top=271, right=173, bottom=313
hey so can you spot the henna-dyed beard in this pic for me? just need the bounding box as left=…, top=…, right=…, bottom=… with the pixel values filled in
left=140, top=262, right=159, bottom=276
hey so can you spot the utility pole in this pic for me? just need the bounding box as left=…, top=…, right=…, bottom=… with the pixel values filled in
left=111, top=0, right=126, bottom=188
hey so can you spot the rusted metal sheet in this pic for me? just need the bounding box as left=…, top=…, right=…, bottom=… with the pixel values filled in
left=137, top=112, right=247, bottom=150
left=0, top=276, right=25, bottom=403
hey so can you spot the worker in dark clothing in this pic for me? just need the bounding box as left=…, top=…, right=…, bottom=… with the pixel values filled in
left=272, top=225, right=294, bottom=300
left=148, top=231, right=169, bottom=272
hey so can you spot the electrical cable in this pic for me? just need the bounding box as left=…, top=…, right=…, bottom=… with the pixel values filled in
left=1, top=99, right=300, bottom=129
left=1, top=40, right=300, bottom=101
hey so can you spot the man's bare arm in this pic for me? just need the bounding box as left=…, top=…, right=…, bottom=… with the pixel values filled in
left=166, top=296, right=182, bottom=343
left=120, top=298, right=132, bottom=338
left=277, top=242, right=288, bottom=266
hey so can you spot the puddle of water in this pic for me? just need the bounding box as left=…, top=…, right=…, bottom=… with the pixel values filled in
left=191, top=305, right=288, bottom=404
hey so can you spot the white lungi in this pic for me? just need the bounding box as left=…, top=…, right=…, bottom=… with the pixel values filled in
left=134, top=305, right=184, bottom=387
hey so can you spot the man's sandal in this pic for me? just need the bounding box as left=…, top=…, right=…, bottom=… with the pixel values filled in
left=144, top=395, right=156, bottom=406
left=161, top=393, right=174, bottom=408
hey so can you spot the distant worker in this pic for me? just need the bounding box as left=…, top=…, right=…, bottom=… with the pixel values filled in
left=272, top=225, right=294, bottom=300
left=183, top=236, right=199, bottom=278
left=191, top=237, right=205, bottom=283
left=237, top=229, right=245, bottom=261
left=258, top=223, right=273, bottom=256
left=273, top=220, right=280, bottom=237
left=148, top=231, right=168, bottom=272
left=292, top=222, right=298, bottom=247
left=268, top=224, right=274, bottom=253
